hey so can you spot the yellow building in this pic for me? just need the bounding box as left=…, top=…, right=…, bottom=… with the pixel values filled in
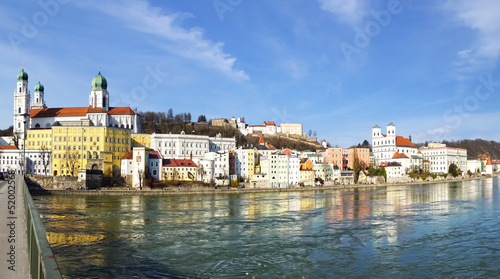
left=26, top=125, right=131, bottom=177
left=131, top=133, right=151, bottom=148
left=300, top=169, right=314, bottom=185
left=162, top=159, right=198, bottom=182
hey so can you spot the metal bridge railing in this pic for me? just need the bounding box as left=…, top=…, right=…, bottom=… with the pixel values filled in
left=22, top=176, right=62, bottom=279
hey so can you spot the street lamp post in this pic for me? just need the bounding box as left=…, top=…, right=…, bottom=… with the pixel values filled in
left=22, top=120, right=26, bottom=175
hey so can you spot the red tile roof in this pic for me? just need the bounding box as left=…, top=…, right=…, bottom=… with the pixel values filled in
left=258, top=135, right=265, bottom=144
left=267, top=144, right=276, bottom=150
left=396, top=136, right=416, bottom=148
left=31, top=107, right=89, bottom=118
left=281, top=148, right=292, bottom=156
left=0, top=145, right=18, bottom=150
left=478, top=154, right=488, bottom=160
left=121, top=151, right=133, bottom=160
left=487, top=158, right=493, bottom=165
left=162, top=159, right=197, bottom=167
left=392, top=152, right=409, bottom=159
left=87, top=107, right=107, bottom=113
left=148, top=150, right=161, bottom=159
left=30, top=106, right=135, bottom=118
left=267, top=121, right=276, bottom=126
left=108, top=107, right=136, bottom=115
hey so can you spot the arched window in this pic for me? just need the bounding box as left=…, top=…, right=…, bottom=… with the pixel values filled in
left=19, top=87, right=21, bottom=92
left=98, top=122, right=102, bottom=126
left=126, top=124, right=129, bottom=129
left=18, top=107, right=21, bottom=113
left=114, top=124, right=118, bottom=128
left=131, top=125, right=134, bottom=130
left=46, top=123, right=51, bottom=128
left=120, top=124, right=124, bottom=128
left=36, top=98, right=38, bottom=103
left=35, top=123, right=40, bottom=128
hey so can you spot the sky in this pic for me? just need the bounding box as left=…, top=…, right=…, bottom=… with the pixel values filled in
left=1, top=0, right=500, bottom=147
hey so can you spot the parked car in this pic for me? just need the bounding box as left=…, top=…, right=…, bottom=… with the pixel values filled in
left=0, top=172, right=4, bottom=180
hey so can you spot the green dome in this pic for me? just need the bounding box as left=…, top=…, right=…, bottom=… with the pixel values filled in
left=34, top=82, right=44, bottom=92
left=387, top=122, right=395, bottom=126
left=17, top=69, right=28, bottom=81
left=91, top=72, right=107, bottom=90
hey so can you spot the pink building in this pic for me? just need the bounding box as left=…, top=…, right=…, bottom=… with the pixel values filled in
left=320, top=147, right=369, bottom=170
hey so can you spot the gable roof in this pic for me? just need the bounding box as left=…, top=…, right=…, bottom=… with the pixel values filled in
left=258, top=135, right=265, bottom=144
left=396, top=136, right=416, bottom=148
left=0, top=145, right=18, bottom=150
left=121, top=151, right=133, bottom=160
left=30, top=106, right=136, bottom=118
left=148, top=150, right=162, bottom=159
left=392, top=152, right=409, bottom=159
left=162, top=159, right=197, bottom=167
left=281, top=148, right=292, bottom=156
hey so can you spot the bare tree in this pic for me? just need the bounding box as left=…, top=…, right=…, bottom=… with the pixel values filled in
left=196, top=164, right=205, bottom=182
left=40, top=145, right=51, bottom=176
left=64, top=149, right=79, bottom=176
left=138, top=169, right=144, bottom=190
left=12, top=132, right=22, bottom=149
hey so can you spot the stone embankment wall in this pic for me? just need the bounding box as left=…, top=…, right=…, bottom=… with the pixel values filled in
left=26, top=175, right=85, bottom=190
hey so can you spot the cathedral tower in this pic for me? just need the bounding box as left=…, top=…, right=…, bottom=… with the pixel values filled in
left=13, top=69, right=31, bottom=141
left=89, top=71, right=109, bottom=111
left=31, top=81, right=47, bottom=109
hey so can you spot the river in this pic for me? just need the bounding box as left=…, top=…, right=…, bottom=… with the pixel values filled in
left=34, top=177, right=500, bottom=278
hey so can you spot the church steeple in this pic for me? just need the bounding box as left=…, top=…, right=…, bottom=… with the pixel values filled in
left=14, top=68, right=31, bottom=141
left=31, top=81, right=47, bottom=109
left=89, top=70, right=109, bottom=111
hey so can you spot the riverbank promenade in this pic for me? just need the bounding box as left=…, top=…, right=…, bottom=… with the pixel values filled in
left=0, top=174, right=29, bottom=278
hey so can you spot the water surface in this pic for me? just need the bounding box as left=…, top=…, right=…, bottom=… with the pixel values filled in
left=35, top=178, right=500, bottom=278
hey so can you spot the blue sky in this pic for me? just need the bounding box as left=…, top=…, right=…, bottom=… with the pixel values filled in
left=1, top=0, right=500, bottom=147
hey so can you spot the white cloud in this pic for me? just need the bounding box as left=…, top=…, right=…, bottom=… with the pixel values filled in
left=317, top=0, right=367, bottom=25
left=445, top=0, right=500, bottom=73
left=75, top=0, right=249, bottom=81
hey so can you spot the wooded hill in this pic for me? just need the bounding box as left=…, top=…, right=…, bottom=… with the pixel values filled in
left=416, top=139, right=500, bottom=160
left=139, top=111, right=321, bottom=150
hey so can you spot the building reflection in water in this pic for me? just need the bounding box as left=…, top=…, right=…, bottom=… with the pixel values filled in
left=37, top=179, right=496, bottom=261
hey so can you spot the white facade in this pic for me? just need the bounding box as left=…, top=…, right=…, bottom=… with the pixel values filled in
left=288, top=156, right=300, bottom=185
left=385, top=163, right=404, bottom=182
left=419, top=146, right=467, bottom=174
left=281, top=123, right=303, bottom=135
left=233, top=149, right=257, bottom=180
left=13, top=69, right=141, bottom=134
left=313, top=163, right=333, bottom=181
left=261, top=154, right=289, bottom=188
left=467, top=160, right=482, bottom=173
left=0, top=148, right=51, bottom=175
left=13, top=71, right=31, bottom=141
left=372, top=123, right=418, bottom=166
left=151, top=132, right=236, bottom=160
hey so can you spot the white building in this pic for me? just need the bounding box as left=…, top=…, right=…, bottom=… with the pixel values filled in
left=288, top=156, right=300, bottom=185
left=313, top=163, right=333, bottom=181
left=151, top=132, right=236, bottom=160
left=197, top=151, right=230, bottom=184
left=12, top=69, right=141, bottom=142
left=381, top=162, right=404, bottom=182
left=281, top=123, right=303, bottom=136
left=419, top=144, right=467, bottom=174
left=122, top=148, right=162, bottom=184
left=233, top=148, right=258, bottom=181
left=0, top=146, right=51, bottom=175
left=467, top=160, right=482, bottom=173
left=371, top=123, right=418, bottom=166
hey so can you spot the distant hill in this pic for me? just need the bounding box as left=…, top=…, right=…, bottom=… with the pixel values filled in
left=416, top=139, right=500, bottom=160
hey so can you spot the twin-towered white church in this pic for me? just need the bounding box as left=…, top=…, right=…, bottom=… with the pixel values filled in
left=13, top=69, right=141, bottom=139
